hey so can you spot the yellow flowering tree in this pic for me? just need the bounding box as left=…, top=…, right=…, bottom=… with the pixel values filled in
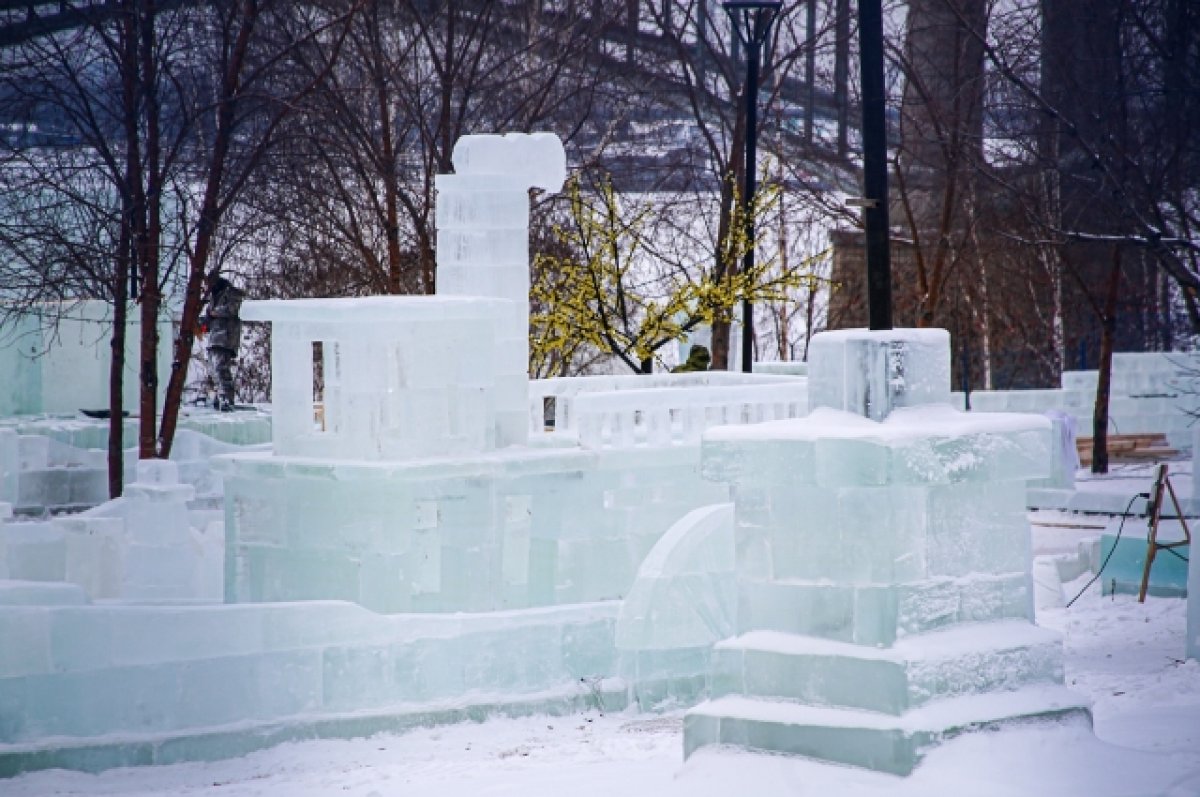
left=531, top=173, right=814, bottom=376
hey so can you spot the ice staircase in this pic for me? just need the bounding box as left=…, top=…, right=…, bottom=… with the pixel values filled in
left=683, top=329, right=1092, bottom=774
left=686, top=623, right=1087, bottom=773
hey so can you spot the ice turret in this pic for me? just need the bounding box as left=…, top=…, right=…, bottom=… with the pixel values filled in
left=436, top=133, right=567, bottom=448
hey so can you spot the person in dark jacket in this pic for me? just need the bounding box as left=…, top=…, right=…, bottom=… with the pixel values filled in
left=199, top=271, right=245, bottom=411
left=671, top=344, right=711, bottom=373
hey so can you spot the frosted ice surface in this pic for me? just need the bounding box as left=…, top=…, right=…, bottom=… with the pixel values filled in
left=807, top=328, right=951, bottom=420
left=450, top=132, right=566, bottom=193
left=243, top=296, right=513, bottom=460
left=135, top=458, right=179, bottom=486
left=0, top=300, right=172, bottom=415
left=616, top=503, right=735, bottom=651
left=686, top=328, right=1081, bottom=773
left=0, top=579, right=88, bottom=606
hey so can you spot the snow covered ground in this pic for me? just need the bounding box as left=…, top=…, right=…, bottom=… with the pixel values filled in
left=9, top=573, right=1198, bottom=797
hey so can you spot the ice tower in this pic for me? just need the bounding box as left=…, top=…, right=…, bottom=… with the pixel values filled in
left=435, top=132, right=566, bottom=447
left=683, top=328, right=1091, bottom=774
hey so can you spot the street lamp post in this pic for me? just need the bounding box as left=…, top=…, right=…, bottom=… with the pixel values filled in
left=858, top=0, right=893, bottom=330
left=724, top=0, right=781, bottom=372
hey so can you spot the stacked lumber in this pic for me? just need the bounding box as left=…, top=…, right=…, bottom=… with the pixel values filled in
left=1077, top=432, right=1178, bottom=466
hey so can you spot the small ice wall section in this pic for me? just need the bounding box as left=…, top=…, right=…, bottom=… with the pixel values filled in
left=684, top=328, right=1090, bottom=774
left=436, top=132, right=567, bottom=448
left=242, top=297, right=510, bottom=461
left=807, top=327, right=951, bottom=420
left=0, top=300, right=173, bottom=415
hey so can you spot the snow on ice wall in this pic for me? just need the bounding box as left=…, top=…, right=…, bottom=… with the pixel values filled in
left=684, top=328, right=1090, bottom=774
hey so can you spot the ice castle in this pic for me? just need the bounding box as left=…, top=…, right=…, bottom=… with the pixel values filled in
left=0, top=133, right=1101, bottom=778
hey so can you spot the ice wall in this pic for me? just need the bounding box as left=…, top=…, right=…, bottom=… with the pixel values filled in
left=1190, top=551, right=1199, bottom=661
left=1189, top=441, right=1199, bottom=657
left=218, top=445, right=729, bottom=613
left=0, top=429, right=108, bottom=513
left=0, top=300, right=173, bottom=415
left=0, top=461, right=222, bottom=601
left=0, top=599, right=622, bottom=776
left=960, top=352, right=1200, bottom=452
left=684, top=328, right=1089, bottom=774
left=0, top=426, right=261, bottom=514
left=436, top=132, right=567, bottom=448
left=807, top=328, right=951, bottom=420
left=242, top=296, right=511, bottom=461
left=615, top=503, right=736, bottom=707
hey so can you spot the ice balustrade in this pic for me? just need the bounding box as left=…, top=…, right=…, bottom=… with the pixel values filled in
left=529, top=372, right=809, bottom=448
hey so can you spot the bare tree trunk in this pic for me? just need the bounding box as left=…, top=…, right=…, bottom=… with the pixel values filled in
left=711, top=117, right=746, bottom=371
left=112, top=0, right=141, bottom=494
left=370, top=4, right=404, bottom=295
left=803, top=280, right=816, bottom=360
left=1091, top=248, right=1122, bottom=474
left=138, top=0, right=162, bottom=459
left=109, top=240, right=130, bottom=499
left=158, top=0, right=259, bottom=458
left=834, top=0, right=850, bottom=158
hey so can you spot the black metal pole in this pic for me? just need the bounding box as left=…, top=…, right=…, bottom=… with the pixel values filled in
left=858, top=0, right=892, bottom=330
left=740, top=36, right=761, bottom=373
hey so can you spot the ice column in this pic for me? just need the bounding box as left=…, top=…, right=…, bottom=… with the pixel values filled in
left=684, top=328, right=1090, bottom=774
left=435, top=133, right=566, bottom=448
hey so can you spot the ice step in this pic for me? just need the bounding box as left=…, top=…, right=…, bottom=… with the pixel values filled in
left=710, top=621, right=1065, bottom=714
left=738, top=574, right=1032, bottom=647
left=684, top=685, right=1091, bottom=774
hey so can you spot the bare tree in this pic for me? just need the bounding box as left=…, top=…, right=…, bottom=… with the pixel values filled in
left=156, top=0, right=353, bottom=458
left=249, top=0, right=621, bottom=302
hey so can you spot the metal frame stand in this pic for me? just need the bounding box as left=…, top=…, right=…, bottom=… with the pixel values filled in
left=1138, top=463, right=1192, bottom=603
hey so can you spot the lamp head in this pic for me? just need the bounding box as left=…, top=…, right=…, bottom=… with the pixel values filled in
left=722, top=0, right=783, bottom=47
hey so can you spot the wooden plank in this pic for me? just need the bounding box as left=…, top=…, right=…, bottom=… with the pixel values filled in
left=1077, top=433, right=1168, bottom=448
left=1121, top=447, right=1179, bottom=459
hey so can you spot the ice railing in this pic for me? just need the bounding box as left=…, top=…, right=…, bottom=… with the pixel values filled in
left=529, top=372, right=808, bottom=449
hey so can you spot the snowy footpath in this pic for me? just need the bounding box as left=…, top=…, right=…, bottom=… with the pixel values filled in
left=8, top=578, right=1200, bottom=797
